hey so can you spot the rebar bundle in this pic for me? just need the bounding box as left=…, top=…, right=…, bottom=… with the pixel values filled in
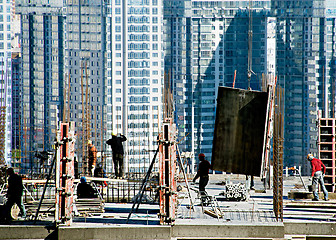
left=0, top=106, right=5, bottom=166
left=273, top=86, right=284, bottom=221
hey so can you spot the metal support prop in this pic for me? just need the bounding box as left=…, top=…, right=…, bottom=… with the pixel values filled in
left=126, top=145, right=160, bottom=223
left=261, top=77, right=277, bottom=189
left=33, top=149, right=57, bottom=224
left=55, top=122, right=76, bottom=225
left=176, top=145, right=194, bottom=210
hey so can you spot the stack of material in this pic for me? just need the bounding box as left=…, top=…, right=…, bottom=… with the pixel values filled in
left=75, top=198, right=105, bottom=214
left=25, top=199, right=55, bottom=219
left=220, top=183, right=247, bottom=201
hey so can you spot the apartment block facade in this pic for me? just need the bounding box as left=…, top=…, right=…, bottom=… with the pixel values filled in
left=0, top=0, right=13, bottom=165
left=273, top=0, right=336, bottom=174
left=105, top=0, right=164, bottom=173
left=164, top=0, right=272, bottom=169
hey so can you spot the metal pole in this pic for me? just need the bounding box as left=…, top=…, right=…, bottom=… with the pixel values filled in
left=33, top=147, right=58, bottom=224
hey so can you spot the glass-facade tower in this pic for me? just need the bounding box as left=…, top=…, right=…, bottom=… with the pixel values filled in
left=16, top=1, right=64, bottom=173
left=65, top=0, right=106, bottom=173
left=273, top=0, right=336, bottom=174
left=164, top=0, right=272, bottom=170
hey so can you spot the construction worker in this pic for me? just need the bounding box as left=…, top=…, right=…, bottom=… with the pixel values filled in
left=5, top=168, right=26, bottom=219
left=193, top=153, right=211, bottom=205
left=88, top=140, right=97, bottom=176
left=77, top=177, right=97, bottom=198
left=307, top=154, right=328, bottom=201
left=106, top=133, right=127, bottom=179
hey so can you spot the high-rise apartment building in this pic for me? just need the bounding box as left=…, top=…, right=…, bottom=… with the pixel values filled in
left=273, top=0, right=336, bottom=174
left=105, top=0, right=164, bottom=173
left=65, top=0, right=106, bottom=173
left=164, top=0, right=272, bottom=169
left=15, top=1, right=65, bottom=173
left=15, top=0, right=164, bottom=175
left=0, top=0, right=13, bottom=165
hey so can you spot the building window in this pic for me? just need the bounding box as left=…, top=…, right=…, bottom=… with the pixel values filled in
left=115, top=8, right=121, bottom=14
left=116, top=97, right=121, bottom=102
left=152, top=43, right=158, bottom=50
left=153, top=97, right=158, bottom=101
left=152, top=17, right=158, bottom=24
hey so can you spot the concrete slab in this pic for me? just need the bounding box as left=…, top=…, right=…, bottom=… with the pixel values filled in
left=1, top=175, right=336, bottom=239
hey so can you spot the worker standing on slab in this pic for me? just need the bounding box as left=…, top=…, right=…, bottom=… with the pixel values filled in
left=88, top=140, right=97, bottom=176
left=5, top=168, right=26, bottom=219
left=106, top=133, right=127, bottom=179
left=307, top=154, right=329, bottom=201
left=193, top=153, right=211, bottom=204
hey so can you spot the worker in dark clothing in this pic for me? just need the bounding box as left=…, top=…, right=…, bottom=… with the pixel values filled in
left=106, top=133, right=127, bottom=179
left=5, top=168, right=26, bottom=219
left=307, top=154, right=328, bottom=201
left=94, top=163, right=108, bottom=187
left=77, top=177, right=97, bottom=198
left=193, top=153, right=211, bottom=204
left=88, top=140, right=97, bottom=176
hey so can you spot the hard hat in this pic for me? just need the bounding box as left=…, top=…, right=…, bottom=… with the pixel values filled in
left=198, top=153, right=205, bottom=159
left=307, top=154, right=313, bottom=161
left=87, top=140, right=92, bottom=145
left=80, top=176, right=86, bottom=183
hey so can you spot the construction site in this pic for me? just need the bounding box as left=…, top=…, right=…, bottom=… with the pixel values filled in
left=0, top=80, right=336, bottom=240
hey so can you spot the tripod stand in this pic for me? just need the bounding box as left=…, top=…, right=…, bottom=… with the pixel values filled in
left=126, top=143, right=194, bottom=223
left=126, top=145, right=159, bottom=223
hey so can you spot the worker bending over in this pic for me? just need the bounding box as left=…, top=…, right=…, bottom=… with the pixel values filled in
left=307, top=154, right=328, bottom=201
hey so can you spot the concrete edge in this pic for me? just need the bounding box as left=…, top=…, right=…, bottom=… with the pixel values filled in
left=0, top=225, right=51, bottom=239
left=284, top=222, right=336, bottom=236
left=58, top=225, right=171, bottom=240
left=171, top=224, right=285, bottom=239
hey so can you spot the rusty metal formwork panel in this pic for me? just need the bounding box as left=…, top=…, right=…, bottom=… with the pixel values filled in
left=273, top=87, right=284, bottom=222
left=159, top=118, right=177, bottom=224
left=55, top=122, right=76, bottom=225
left=211, top=87, right=269, bottom=176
